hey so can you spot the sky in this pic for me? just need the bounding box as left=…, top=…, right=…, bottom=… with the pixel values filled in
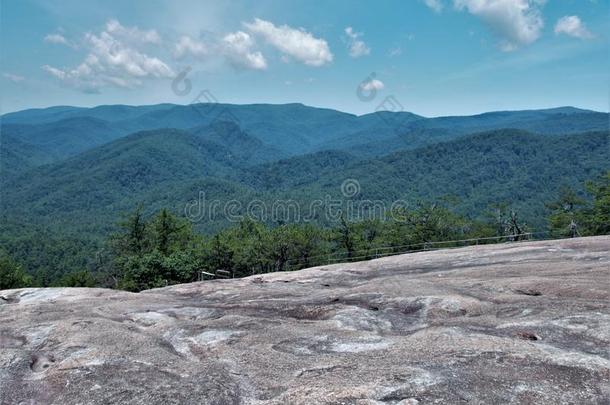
left=1, top=0, right=608, bottom=117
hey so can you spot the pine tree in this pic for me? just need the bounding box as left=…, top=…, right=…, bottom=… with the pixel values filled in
left=113, top=206, right=148, bottom=256
left=152, top=209, right=179, bottom=255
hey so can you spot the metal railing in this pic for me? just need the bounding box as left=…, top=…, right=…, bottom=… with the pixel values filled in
left=284, top=231, right=552, bottom=271
left=197, top=268, right=233, bottom=281
left=196, top=231, right=564, bottom=279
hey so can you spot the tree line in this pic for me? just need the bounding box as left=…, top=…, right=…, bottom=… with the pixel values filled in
left=1, top=172, right=608, bottom=291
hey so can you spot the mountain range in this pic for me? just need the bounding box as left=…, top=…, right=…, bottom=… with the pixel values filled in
left=1, top=102, right=608, bottom=279
left=4, top=103, right=606, bottom=166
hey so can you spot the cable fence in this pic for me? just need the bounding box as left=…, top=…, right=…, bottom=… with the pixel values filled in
left=195, top=231, right=561, bottom=280
left=284, top=231, right=553, bottom=271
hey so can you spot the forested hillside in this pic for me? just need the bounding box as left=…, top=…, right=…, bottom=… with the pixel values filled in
left=1, top=103, right=608, bottom=286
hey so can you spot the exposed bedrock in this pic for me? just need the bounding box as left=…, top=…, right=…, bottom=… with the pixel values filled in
left=1, top=236, right=609, bottom=404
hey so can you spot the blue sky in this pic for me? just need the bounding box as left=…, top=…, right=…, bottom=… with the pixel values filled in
left=1, top=0, right=608, bottom=116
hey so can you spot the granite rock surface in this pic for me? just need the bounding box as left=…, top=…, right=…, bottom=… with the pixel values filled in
left=1, top=236, right=609, bottom=404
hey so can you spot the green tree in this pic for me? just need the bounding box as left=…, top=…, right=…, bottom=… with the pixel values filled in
left=0, top=254, right=32, bottom=290
left=269, top=224, right=293, bottom=272
left=546, top=172, right=610, bottom=237
left=285, top=224, right=329, bottom=269
left=209, top=219, right=270, bottom=276
left=58, top=270, right=96, bottom=287
left=209, top=233, right=235, bottom=273
left=404, top=202, right=467, bottom=244
left=109, top=207, right=202, bottom=291
left=112, top=206, right=148, bottom=257
left=547, top=187, right=586, bottom=237
left=337, top=216, right=355, bottom=259
left=582, top=171, right=610, bottom=235
left=149, top=208, right=196, bottom=255
left=152, top=208, right=178, bottom=255
left=118, top=250, right=201, bottom=292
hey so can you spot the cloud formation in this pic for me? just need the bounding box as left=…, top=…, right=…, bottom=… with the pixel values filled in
left=222, top=31, right=267, bottom=70
left=345, top=27, right=371, bottom=58
left=554, top=16, right=594, bottom=39
left=41, top=17, right=334, bottom=92
left=43, top=19, right=173, bottom=93
left=453, top=0, right=545, bottom=51
left=360, top=78, right=384, bottom=92
left=174, top=35, right=208, bottom=59
left=3, top=73, right=25, bottom=83
left=44, top=33, right=73, bottom=47
left=244, top=18, right=333, bottom=66
left=389, top=47, right=403, bottom=57
left=105, top=19, right=161, bottom=45
left=424, top=0, right=444, bottom=13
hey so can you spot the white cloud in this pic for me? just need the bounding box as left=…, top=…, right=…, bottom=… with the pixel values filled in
left=345, top=27, right=371, bottom=58
left=42, top=19, right=173, bottom=93
left=85, top=31, right=173, bottom=77
left=424, top=0, right=444, bottom=13
left=389, top=47, right=403, bottom=57
left=3, top=72, right=25, bottom=83
left=554, top=16, right=594, bottom=39
left=105, top=19, right=161, bottom=44
left=244, top=18, right=333, bottom=66
left=453, top=0, right=545, bottom=51
left=222, top=31, right=267, bottom=70
left=174, top=35, right=208, bottom=59
left=44, top=33, right=72, bottom=47
left=360, top=78, right=384, bottom=92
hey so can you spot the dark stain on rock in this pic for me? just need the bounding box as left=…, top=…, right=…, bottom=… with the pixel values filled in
left=516, top=288, right=542, bottom=296
left=0, top=295, right=20, bottom=304
left=295, top=364, right=353, bottom=378
left=272, top=337, right=337, bottom=356
left=71, top=320, right=94, bottom=327
left=400, top=301, right=425, bottom=316
left=379, top=389, right=418, bottom=403
left=156, top=337, right=185, bottom=358
left=30, top=353, right=56, bottom=372
left=281, top=305, right=333, bottom=321
left=516, top=331, right=540, bottom=341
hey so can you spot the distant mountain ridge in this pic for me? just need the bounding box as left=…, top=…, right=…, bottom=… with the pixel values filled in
left=2, top=103, right=607, bottom=178
left=3, top=103, right=601, bottom=124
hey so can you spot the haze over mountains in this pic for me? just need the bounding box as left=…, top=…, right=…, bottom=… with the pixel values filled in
left=1, top=102, right=608, bottom=279
left=3, top=103, right=607, bottom=164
